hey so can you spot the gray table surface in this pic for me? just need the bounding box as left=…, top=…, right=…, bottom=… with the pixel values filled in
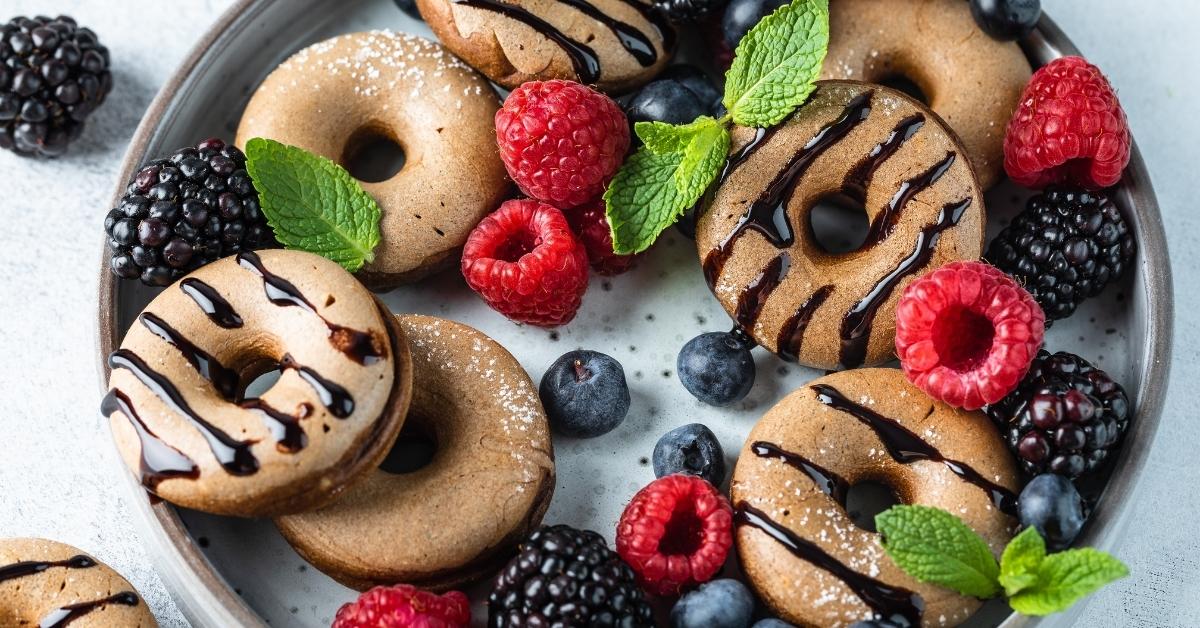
left=0, top=1, right=1193, bottom=626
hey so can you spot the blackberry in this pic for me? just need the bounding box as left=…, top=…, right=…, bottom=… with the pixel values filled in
left=488, top=525, right=653, bottom=628
left=986, top=351, right=1130, bottom=480
left=105, top=138, right=276, bottom=287
left=0, top=15, right=111, bottom=157
left=654, top=0, right=728, bottom=23
left=987, top=186, right=1134, bottom=323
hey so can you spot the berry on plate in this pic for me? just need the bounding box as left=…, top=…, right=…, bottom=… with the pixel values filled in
left=616, top=474, right=733, bottom=596
left=722, top=0, right=789, bottom=49
left=495, top=79, right=629, bottom=209
left=987, top=185, right=1134, bottom=324
left=332, top=584, right=470, bottom=628
left=670, top=578, right=755, bottom=628
left=969, top=0, right=1041, bottom=41
left=1018, top=473, right=1087, bottom=550
left=539, top=349, right=631, bottom=437
left=677, top=331, right=756, bottom=406
left=563, top=199, right=637, bottom=275
left=652, top=423, right=727, bottom=487
left=986, top=350, right=1130, bottom=480
left=461, top=199, right=589, bottom=327
left=626, top=79, right=711, bottom=128
left=1003, top=56, right=1131, bottom=190
left=895, top=261, right=1045, bottom=410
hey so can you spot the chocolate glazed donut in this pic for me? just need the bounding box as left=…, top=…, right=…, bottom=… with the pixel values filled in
left=696, top=81, right=984, bottom=370
left=732, top=369, right=1019, bottom=627
left=103, top=250, right=413, bottom=517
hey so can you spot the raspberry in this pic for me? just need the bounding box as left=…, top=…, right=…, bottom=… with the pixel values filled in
left=895, top=261, right=1046, bottom=410
left=332, top=584, right=470, bottom=628
left=461, top=199, right=589, bottom=327
left=1003, top=56, right=1131, bottom=190
left=616, top=474, right=733, bottom=597
left=564, top=199, right=637, bottom=275
left=495, top=80, right=630, bottom=209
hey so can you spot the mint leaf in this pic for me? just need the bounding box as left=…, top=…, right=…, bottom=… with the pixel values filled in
left=244, top=137, right=381, bottom=272
left=1000, top=527, right=1047, bottom=597
left=1009, top=549, right=1128, bottom=616
left=636, top=121, right=690, bottom=154
left=677, top=120, right=730, bottom=194
left=876, top=505, right=1001, bottom=599
left=724, top=0, right=830, bottom=128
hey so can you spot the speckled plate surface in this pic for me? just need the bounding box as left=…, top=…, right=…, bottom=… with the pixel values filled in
left=96, top=0, right=1173, bottom=626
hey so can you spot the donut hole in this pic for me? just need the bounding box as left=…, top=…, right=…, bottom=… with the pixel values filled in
left=341, top=125, right=406, bottom=183
left=241, top=365, right=283, bottom=400
left=378, top=420, right=437, bottom=475
left=877, top=74, right=929, bottom=106
left=844, top=480, right=902, bottom=532
left=808, top=192, right=870, bottom=254
left=931, top=305, right=995, bottom=371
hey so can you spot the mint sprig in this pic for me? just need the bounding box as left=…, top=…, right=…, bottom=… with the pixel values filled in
left=876, top=505, right=1128, bottom=616
left=245, top=137, right=381, bottom=272
left=604, top=0, right=829, bottom=254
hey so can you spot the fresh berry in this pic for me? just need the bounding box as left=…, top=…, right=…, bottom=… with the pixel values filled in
left=969, top=0, right=1041, bottom=41
left=461, top=199, right=589, bottom=327
left=670, top=579, right=754, bottom=628
left=105, top=138, right=277, bottom=286
left=0, top=15, right=110, bottom=157
left=488, top=525, right=654, bottom=627
left=616, top=474, right=733, bottom=596
left=895, top=261, right=1045, bottom=410
left=653, top=423, right=726, bottom=487
left=722, top=0, right=789, bottom=49
left=987, top=186, right=1134, bottom=323
left=1018, top=473, right=1087, bottom=550
left=563, top=199, right=637, bottom=275
left=1003, top=56, right=1131, bottom=190
left=495, top=80, right=629, bottom=209
left=677, top=331, right=756, bottom=406
left=539, top=350, right=631, bottom=437
left=625, top=79, right=709, bottom=127
left=653, top=0, right=729, bottom=23
left=333, top=584, right=470, bottom=628
left=986, top=350, right=1130, bottom=480
left=661, top=65, right=722, bottom=113
left=752, top=620, right=796, bottom=628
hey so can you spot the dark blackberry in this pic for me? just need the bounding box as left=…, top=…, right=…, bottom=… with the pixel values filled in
left=105, top=138, right=276, bottom=287
left=488, top=525, right=653, bottom=628
left=0, top=15, right=111, bottom=157
left=654, top=0, right=729, bottom=23
left=986, top=351, right=1130, bottom=480
left=986, top=186, right=1134, bottom=324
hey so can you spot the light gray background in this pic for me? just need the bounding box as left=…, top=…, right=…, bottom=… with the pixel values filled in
left=0, top=1, right=1193, bottom=626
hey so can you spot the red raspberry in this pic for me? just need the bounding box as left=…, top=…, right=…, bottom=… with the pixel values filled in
left=895, top=261, right=1046, bottom=410
left=332, top=584, right=470, bottom=628
left=495, top=80, right=630, bottom=209
left=564, top=199, right=637, bottom=276
left=461, top=199, right=589, bottom=327
left=615, top=474, right=733, bottom=597
left=1003, top=56, right=1131, bottom=190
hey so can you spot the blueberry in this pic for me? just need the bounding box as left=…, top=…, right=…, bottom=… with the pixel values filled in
left=653, top=423, right=726, bottom=487
left=722, top=0, right=789, bottom=49
left=661, top=65, right=722, bottom=113
left=1018, top=473, right=1086, bottom=550
left=671, top=579, right=754, bottom=628
left=539, top=350, right=631, bottom=438
left=969, top=0, right=1041, bottom=41
left=752, top=620, right=796, bottom=628
left=677, top=332, right=755, bottom=406
left=626, top=79, right=708, bottom=127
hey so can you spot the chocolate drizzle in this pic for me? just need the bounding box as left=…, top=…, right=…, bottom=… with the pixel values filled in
left=236, top=251, right=386, bottom=365
left=752, top=441, right=849, bottom=506
left=140, top=312, right=238, bottom=400
left=611, top=0, right=675, bottom=52
left=734, top=254, right=790, bottom=330
left=736, top=503, right=924, bottom=626
left=776, top=285, right=834, bottom=362
left=453, top=0, right=601, bottom=84
left=838, top=199, right=971, bottom=369
left=810, top=383, right=1018, bottom=515
left=239, top=399, right=309, bottom=452
left=843, top=114, right=925, bottom=205
left=37, top=591, right=139, bottom=628
left=107, top=349, right=259, bottom=476
left=179, top=278, right=243, bottom=328
left=0, top=554, right=95, bottom=584
left=863, top=152, right=956, bottom=247
left=101, top=389, right=200, bottom=489
left=552, top=0, right=657, bottom=66
left=281, top=353, right=354, bottom=418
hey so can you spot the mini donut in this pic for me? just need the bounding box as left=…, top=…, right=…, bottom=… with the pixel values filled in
left=416, top=0, right=675, bottom=92
left=731, top=369, right=1019, bottom=627
left=103, top=249, right=413, bottom=517
left=820, top=0, right=1033, bottom=188
left=696, top=81, right=984, bottom=370
left=235, top=31, right=510, bottom=290
left=276, top=315, right=554, bottom=591
left=0, top=538, right=157, bottom=627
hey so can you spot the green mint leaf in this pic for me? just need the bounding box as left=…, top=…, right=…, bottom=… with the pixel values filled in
left=245, top=137, right=381, bottom=272
left=1009, top=549, right=1129, bottom=616
left=999, top=527, right=1047, bottom=597
left=636, top=121, right=690, bottom=154
left=876, top=505, right=1001, bottom=599
left=724, top=0, right=830, bottom=128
